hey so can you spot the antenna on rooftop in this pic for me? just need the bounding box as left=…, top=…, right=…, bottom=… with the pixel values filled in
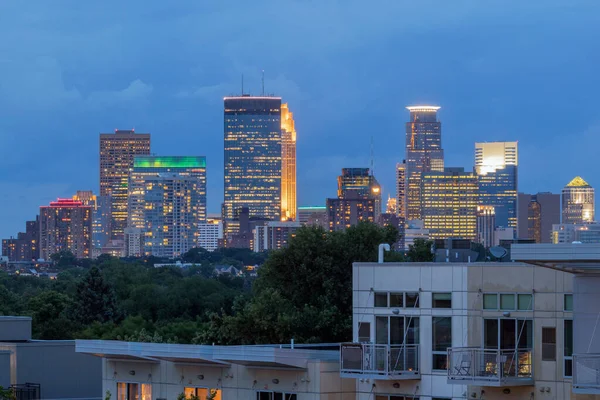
left=261, top=70, right=265, bottom=96
left=370, top=136, right=374, bottom=176
left=241, top=74, right=244, bottom=95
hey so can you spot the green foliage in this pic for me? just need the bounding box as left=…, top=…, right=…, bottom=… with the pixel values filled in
left=28, top=290, right=76, bottom=339
left=104, top=390, right=111, bottom=400
left=406, top=238, right=434, bottom=262
left=72, top=266, right=122, bottom=325
left=0, top=386, right=16, bottom=400
left=50, top=250, right=78, bottom=268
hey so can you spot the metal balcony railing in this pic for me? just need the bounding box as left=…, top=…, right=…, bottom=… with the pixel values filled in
left=573, top=353, right=600, bottom=394
left=447, top=347, right=533, bottom=387
left=340, top=343, right=419, bottom=379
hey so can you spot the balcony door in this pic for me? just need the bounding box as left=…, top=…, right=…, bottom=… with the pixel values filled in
left=483, top=318, right=533, bottom=378
left=376, top=316, right=419, bottom=346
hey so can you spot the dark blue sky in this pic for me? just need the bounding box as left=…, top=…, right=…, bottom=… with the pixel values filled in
left=1, top=1, right=599, bottom=238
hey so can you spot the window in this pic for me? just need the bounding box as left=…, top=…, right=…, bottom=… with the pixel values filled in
left=256, top=392, right=296, bottom=400
left=564, top=294, right=573, bottom=311
left=117, top=383, right=152, bottom=400
left=518, top=294, right=533, bottom=310
left=542, top=327, right=556, bottom=361
left=432, top=317, right=452, bottom=370
left=483, top=293, right=498, bottom=309
left=375, top=293, right=388, bottom=307
left=564, top=320, right=573, bottom=377
left=375, top=396, right=418, bottom=400
left=358, top=322, right=370, bottom=343
left=405, top=292, right=419, bottom=308
left=185, top=388, right=221, bottom=400
left=390, top=293, right=404, bottom=307
left=500, top=294, right=516, bottom=310
left=432, top=293, right=452, bottom=308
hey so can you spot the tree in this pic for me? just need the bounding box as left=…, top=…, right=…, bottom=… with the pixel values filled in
left=72, top=266, right=121, bottom=325
left=50, top=250, right=77, bottom=268
left=203, top=222, right=400, bottom=344
left=0, top=386, right=16, bottom=400
left=406, top=238, right=434, bottom=262
left=28, top=290, right=76, bottom=339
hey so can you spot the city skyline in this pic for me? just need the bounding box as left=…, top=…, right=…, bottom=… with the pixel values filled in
left=1, top=2, right=600, bottom=239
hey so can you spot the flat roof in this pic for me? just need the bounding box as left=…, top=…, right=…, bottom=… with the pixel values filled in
left=511, top=243, right=600, bottom=273
left=406, top=105, right=440, bottom=112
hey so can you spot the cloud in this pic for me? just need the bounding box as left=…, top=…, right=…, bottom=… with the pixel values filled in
left=85, top=79, right=154, bottom=109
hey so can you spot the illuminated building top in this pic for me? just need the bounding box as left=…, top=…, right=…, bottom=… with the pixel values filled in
left=566, top=176, right=591, bottom=188
left=46, top=199, right=86, bottom=208
left=134, top=156, right=206, bottom=169
left=405, top=105, right=441, bottom=112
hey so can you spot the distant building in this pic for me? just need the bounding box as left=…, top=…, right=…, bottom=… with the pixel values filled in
left=552, top=223, right=600, bottom=244
left=223, top=96, right=282, bottom=222
left=421, top=167, right=479, bottom=240
left=404, top=219, right=430, bottom=251
left=396, top=161, right=406, bottom=218
left=326, top=168, right=381, bottom=232
left=476, top=205, right=496, bottom=248
left=298, top=206, right=328, bottom=229
left=99, top=129, right=151, bottom=241
left=2, top=217, right=39, bottom=262
left=494, top=227, right=515, bottom=246
left=72, top=191, right=111, bottom=250
left=434, top=238, right=480, bottom=263
left=405, top=106, right=444, bottom=221
left=39, top=199, right=92, bottom=259
left=124, top=227, right=143, bottom=257
left=280, top=103, right=297, bottom=221
left=474, top=141, right=518, bottom=228
left=198, top=219, right=223, bottom=252
left=562, top=176, right=595, bottom=224
left=253, top=221, right=301, bottom=252
left=517, top=192, right=560, bottom=243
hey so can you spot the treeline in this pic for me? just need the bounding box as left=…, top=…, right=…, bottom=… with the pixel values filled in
left=0, top=223, right=432, bottom=344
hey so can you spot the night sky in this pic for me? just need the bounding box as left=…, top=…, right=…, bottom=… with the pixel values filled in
left=1, top=1, right=599, bottom=238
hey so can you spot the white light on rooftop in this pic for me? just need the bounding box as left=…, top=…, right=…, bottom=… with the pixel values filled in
left=406, top=105, right=441, bottom=112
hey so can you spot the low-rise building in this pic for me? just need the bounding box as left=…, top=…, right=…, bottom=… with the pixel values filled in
left=552, top=223, right=600, bottom=244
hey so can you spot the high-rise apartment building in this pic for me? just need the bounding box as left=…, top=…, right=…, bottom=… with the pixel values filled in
left=39, top=199, right=92, bottom=259
left=280, top=103, right=297, bottom=221
left=223, top=96, right=282, bottom=222
left=198, top=219, right=223, bottom=252
left=474, top=141, right=518, bottom=229
left=100, top=129, right=151, bottom=241
left=562, top=176, right=595, bottom=224
left=517, top=192, right=560, bottom=243
left=127, top=156, right=207, bottom=258
left=326, top=168, right=382, bottom=232
left=476, top=205, right=496, bottom=248
left=72, top=191, right=111, bottom=250
left=395, top=161, right=406, bottom=218
left=1, top=218, right=40, bottom=262
left=297, top=206, right=328, bottom=229
left=421, top=168, right=479, bottom=240
left=405, top=106, right=444, bottom=221
left=253, top=221, right=301, bottom=252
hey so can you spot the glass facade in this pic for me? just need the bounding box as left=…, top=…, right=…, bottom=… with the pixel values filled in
left=474, top=142, right=518, bottom=229
left=562, top=176, right=595, bottom=224
left=223, top=96, right=282, bottom=222
left=405, top=106, right=444, bottom=221
left=280, top=103, right=297, bottom=221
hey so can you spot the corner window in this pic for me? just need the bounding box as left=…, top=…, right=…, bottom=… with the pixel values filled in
left=432, top=293, right=452, bottom=308
left=564, top=294, right=573, bottom=312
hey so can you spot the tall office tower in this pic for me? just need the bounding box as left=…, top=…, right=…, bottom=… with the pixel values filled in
left=280, top=103, right=297, bottom=221
left=474, top=141, right=518, bottom=229
left=128, top=156, right=207, bottom=258
left=100, top=129, right=151, bottom=241
left=421, top=168, right=479, bottom=240
left=405, top=106, right=444, bottom=221
left=39, top=199, right=92, bottom=259
left=72, top=190, right=111, bottom=250
left=1, top=218, right=40, bottom=261
left=562, top=176, right=595, bottom=224
left=326, top=168, right=381, bottom=231
left=476, top=205, right=496, bottom=248
left=223, top=96, right=282, bottom=222
left=517, top=192, right=560, bottom=243
left=386, top=196, right=397, bottom=214
left=297, top=206, right=328, bottom=229
left=396, top=161, right=406, bottom=218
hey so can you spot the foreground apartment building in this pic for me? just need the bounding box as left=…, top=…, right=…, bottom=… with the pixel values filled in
left=341, top=261, right=576, bottom=399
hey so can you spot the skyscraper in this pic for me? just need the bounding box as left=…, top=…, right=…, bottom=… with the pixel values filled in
left=562, top=176, right=595, bottom=224
left=127, top=156, right=207, bottom=258
left=326, top=168, right=381, bottom=231
left=100, top=129, right=151, bottom=241
left=476, top=205, right=496, bottom=248
left=474, top=141, right=518, bottom=229
left=39, top=199, right=92, bottom=259
left=421, top=168, right=479, bottom=240
left=72, top=190, right=111, bottom=250
left=517, top=192, right=560, bottom=243
left=396, top=161, right=406, bottom=218
left=280, top=103, right=297, bottom=221
left=405, top=106, right=444, bottom=221
left=223, top=96, right=282, bottom=222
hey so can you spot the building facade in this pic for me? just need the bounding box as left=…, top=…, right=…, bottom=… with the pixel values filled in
left=342, top=261, right=575, bottom=400
left=298, top=206, right=328, bottom=229
left=421, top=168, right=479, bottom=240
left=396, top=161, right=406, bottom=219
left=562, top=176, right=595, bottom=224
left=223, top=96, right=282, bottom=222
left=72, top=191, right=111, bottom=250
left=39, top=199, right=92, bottom=259
left=476, top=205, right=496, bottom=248
left=405, top=106, right=444, bottom=221
left=281, top=103, right=297, bottom=221
left=198, top=219, right=223, bottom=252
left=253, top=221, right=301, bottom=252
left=1, top=217, right=39, bottom=262
left=474, top=142, right=518, bottom=229
left=552, top=223, right=600, bottom=244
left=99, top=129, right=151, bottom=241
left=517, top=192, right=560, bottom=243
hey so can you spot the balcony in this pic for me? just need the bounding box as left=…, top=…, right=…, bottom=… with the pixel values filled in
left=340, top=343, right=419, bottom=380
left=447, top=347, right=533, bottom=387
left=573, top=354, right=600, bottom=394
